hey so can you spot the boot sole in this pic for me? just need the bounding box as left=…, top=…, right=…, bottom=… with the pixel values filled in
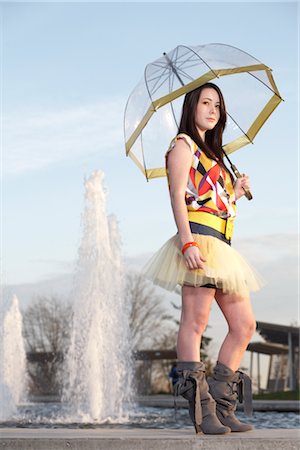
left=195, top=426, right=231, bottom=435
left=230, top=427, right=254, bottom=432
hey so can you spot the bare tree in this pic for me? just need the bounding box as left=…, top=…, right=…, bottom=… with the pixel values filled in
left=126, top=272, right=179, bottom=394
left=128, top=281, right=215, bottom=393
left=22, top=296, right=72, bottom=396
left=150, top=309, right=214, bottom=393
left=126, top=272, right=177, bottom=350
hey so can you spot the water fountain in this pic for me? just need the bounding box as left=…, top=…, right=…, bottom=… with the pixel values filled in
left=0, top=170, right=133, bottom=424
left=62, top=170, right=133, bottom=422
left=0, top=295, right=28, bottom=420
left=0, top=171, right=298, bottom=432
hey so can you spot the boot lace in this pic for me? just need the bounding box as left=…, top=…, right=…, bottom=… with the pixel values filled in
left=232, top=371, right=253, bottom=416
left=173, top=369, right=202, bottom=425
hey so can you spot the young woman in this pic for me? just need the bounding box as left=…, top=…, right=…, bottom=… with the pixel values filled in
left=143, top=83, right=262, bottom=435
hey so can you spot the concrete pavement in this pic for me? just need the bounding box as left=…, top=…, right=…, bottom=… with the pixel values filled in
left=1, top=427, right=299, bottom=450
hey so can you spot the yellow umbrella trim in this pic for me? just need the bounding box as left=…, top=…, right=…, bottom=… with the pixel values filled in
left=126, top=64, right=283, bottom=179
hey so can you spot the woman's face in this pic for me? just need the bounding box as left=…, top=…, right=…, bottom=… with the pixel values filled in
left=195, top=87, right=220, bottom=136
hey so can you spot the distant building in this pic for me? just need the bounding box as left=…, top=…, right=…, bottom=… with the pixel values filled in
left=247, top=321, right=299, bottom=393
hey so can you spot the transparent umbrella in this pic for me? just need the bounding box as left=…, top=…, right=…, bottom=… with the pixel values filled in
left=124, top=43, right=283, bottom=189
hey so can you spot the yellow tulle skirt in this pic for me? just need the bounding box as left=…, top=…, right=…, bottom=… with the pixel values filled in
left=142, top=234, right=264, bottom=296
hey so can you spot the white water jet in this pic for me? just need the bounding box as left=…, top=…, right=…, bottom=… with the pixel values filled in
left=0, top=295, right=28, bottom=420
left=63, top=170, right=133, bottom=421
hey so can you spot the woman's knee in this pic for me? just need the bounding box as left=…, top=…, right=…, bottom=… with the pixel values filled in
left=192, top=317, right=209, bottom=337
left=216, top=291, right=257, bottom=341
left=180, top=314, right=209, bottom=337
left=231, top=317, right=256, bottom=341
left=181, top=286, right=214, bottom=336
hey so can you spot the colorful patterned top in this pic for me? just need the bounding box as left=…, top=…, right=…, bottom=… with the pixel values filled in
left=167, top=133, right=236, bottom=220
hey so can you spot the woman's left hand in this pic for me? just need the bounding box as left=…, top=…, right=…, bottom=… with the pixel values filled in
left=234, top=174, right=250, bottom=200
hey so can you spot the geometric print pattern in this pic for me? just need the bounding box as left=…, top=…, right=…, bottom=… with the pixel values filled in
left=169, top=133, right=236, bottom=219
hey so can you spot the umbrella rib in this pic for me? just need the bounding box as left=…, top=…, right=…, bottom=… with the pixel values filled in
left=148, top=71, right=169, bottom=83
left=173, top=46, right=193, bottom=63
left=168, top=51, right=196, bottom=83
left=146, top=58, right=175, bottom=80
left=150, top=72, right=173, bottom=98
left=144, top=59, right=174, bottom=100
left=147, top=47, right=216, bottom=99
left=163, top=52, right=185, bottom=86
left=153, top=62, right=194, bottom=94
left=226, top=111, right=253, bottom=144
left=167, top=49, right=195, bottom=99
left=174, top=55, right=205, bottom=73
left=146, top=70, right=170, bottom=84
left=147, top=47, right=184, bottom=101
left=147, top=70, right=171, bottom=87
left=151, top=65, right=194, bottom=94
left=148, top=49, right=203, bottom=96
left=168, top=71, right=180, bottom=130
left=173, top=66, right=194, bottom=82
left=168, top=47, right=180, bottom=128
left=167, top=47, right=219, bottom=87
left=148, top=62, right=171, bottom=77
left=179, top=45, right=220, bottom=79
left=177, top=60, right=205, bottom=72
left=175, top=51, right=201, bottom=69
left=144, top=66, right=170, bottom=104
left=247, top=71, right=282, bottom=97
left=140, top=132, right=149, bottom=182
left=170, top=100, right=179, bottom=130
left=172, top=50, right=200, bottom=81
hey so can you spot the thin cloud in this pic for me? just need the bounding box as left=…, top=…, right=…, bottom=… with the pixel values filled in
left=128, top=233, right=297, bottom=270
left=2, top=97, right=126, bottom=176
left=234, top=233, right=297, bottom=266
left=4, top=233, right=298, bottom=327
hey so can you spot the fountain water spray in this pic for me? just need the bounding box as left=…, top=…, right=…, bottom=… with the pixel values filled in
left=63, top=170, right=133, bottom=421
left=0, top=295, right=28, bottom=420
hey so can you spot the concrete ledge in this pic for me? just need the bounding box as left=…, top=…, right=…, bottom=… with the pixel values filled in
left=27, top=396, right=300, bottom=412
left=137, top=395, right=300, bottom=411
left=0, top=428, right=299, bottom=450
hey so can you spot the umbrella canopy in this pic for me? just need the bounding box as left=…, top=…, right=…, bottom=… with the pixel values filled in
left=124, top=43, right=283, bottom=180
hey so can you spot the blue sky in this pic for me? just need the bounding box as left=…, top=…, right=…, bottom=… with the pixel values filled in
left=1, top=1, right=298, bottom=328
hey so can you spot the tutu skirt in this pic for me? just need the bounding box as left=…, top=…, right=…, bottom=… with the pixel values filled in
left=142, top=233, right=264, bottom=296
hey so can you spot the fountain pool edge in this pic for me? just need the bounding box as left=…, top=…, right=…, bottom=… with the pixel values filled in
left=137, top=395, right=300, bottom=412
left=0, top=428, right=299, bottom=450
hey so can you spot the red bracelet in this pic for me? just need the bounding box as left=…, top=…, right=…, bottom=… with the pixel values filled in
left=181, top=241, right=199, bottom=255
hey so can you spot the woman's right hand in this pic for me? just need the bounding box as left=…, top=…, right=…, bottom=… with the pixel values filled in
left=183, top=246, right=206, bottom=270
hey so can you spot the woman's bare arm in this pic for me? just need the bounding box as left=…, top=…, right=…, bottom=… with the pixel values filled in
left=167, top=139, right=206, bottom=270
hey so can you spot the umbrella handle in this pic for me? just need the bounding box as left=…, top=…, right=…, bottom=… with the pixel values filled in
left=243, top=188, right=253, bottom=201
left=231, top=164, right=253, bottom=201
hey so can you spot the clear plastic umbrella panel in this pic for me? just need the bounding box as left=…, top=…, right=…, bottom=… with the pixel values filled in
left=124, top=43, right=282, bottom=180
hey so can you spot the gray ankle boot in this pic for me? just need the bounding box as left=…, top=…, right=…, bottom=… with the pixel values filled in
left=207, top=361, right=253, bottom=432
left=174, top=361, right=231, bottom=435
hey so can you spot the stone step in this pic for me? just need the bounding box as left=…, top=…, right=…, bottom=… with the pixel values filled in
left=1, top=427, right=299, bottom=450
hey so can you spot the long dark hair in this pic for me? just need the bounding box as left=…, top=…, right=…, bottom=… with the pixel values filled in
left=178, top=82, right=227, bottom=169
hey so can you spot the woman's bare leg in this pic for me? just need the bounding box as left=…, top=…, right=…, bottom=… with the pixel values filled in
left=176, top=286, right=231, bottom=434
left=215, top=291, right=256, bottom=371
left=177, top=285, right=216, bottom=361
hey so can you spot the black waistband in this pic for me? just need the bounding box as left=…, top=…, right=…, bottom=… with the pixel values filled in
left=189, top=222, right=231, bottom=245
